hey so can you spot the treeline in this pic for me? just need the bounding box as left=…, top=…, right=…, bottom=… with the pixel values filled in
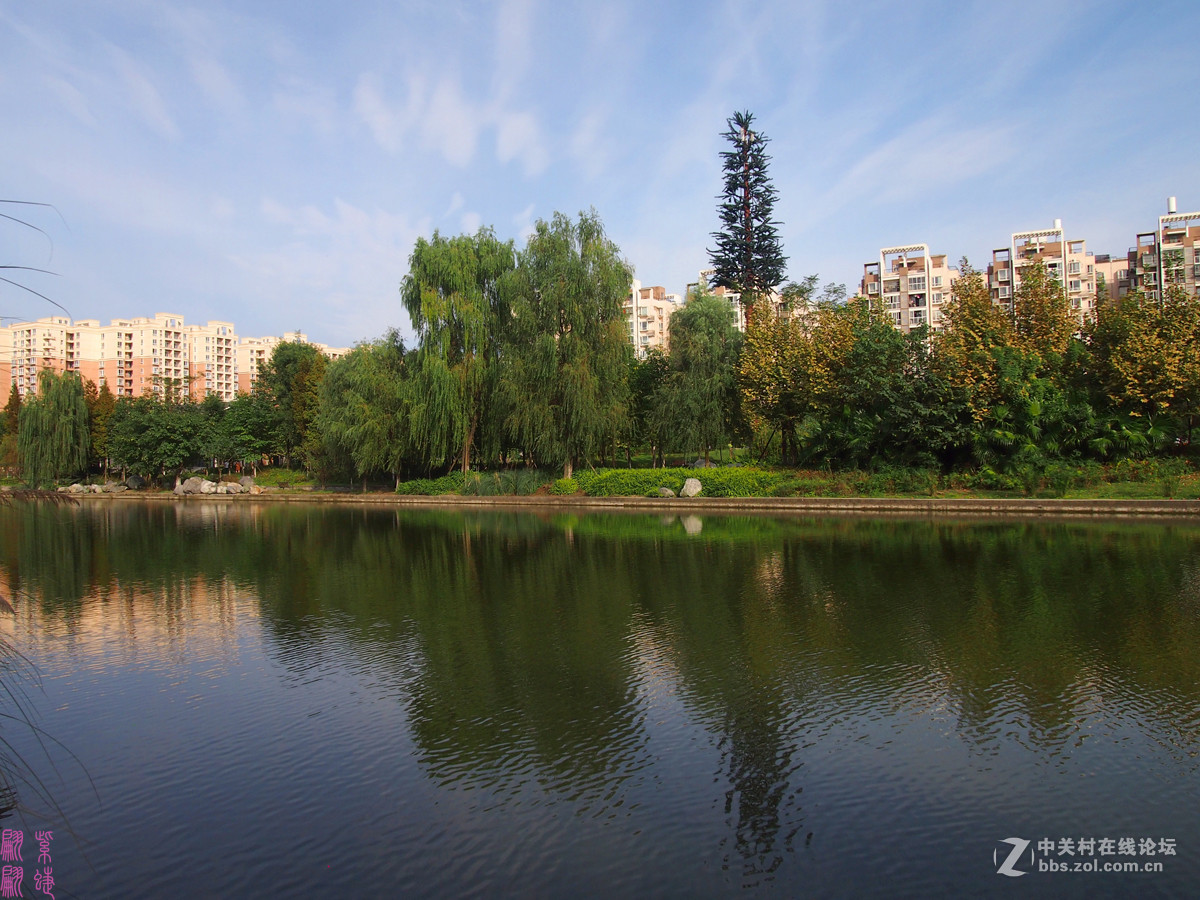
left=4, top=210, right=1200, bottom=489
left=739, top=261, right=1200, bottom=475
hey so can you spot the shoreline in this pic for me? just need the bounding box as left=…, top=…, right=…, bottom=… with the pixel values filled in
left=62, top=491, right=1200, bottom=519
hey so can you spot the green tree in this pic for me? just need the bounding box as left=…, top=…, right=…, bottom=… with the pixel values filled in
left=401, top=227, right=515, bottom=473
left=652, top=292, right=743, bottom=463
left=933, top=260, right=1014, bottom=422
left=498, top=210, right=633, bottom=478
left=318, top=330, right=413, bottom=487
left=708, top=110, right=788, bottom=316
left=225, top=388, right=278, bottom=476
left=17, top=371, right=89, bottom=488
left=261, top=342, right=327, bottom=468
left=1012, top=259, right=1075, bottom=369
left=629, top=349, right=670, bottom=467
left=84, top=379, right=117, bottom=477
left=0, top=390, right=19, bottom=474
left=107, top=393, right=202, bottom=484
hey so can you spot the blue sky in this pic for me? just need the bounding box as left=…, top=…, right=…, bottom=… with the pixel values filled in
left=3, top=0, right=1199, bottom=348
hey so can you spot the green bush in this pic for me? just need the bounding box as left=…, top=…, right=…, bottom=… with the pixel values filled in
left=550, top=477, right=579, bottom=495
left=395, top=472, right=465, bottom=495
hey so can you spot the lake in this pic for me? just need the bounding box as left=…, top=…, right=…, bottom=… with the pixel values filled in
left=0, top=501, right=1197, bottom=897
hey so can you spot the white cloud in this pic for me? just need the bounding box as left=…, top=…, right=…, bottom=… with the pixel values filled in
left=44, top=75, right=96, bottom=127
left=461, top=211, right=482, bottom=234
left=236, top=197, right=429, bottom=344
left=495, top=109, right=548, bottom=175
left=109, top=45, right=180, bottom=140
left=190, top=57, right=245, bottom=117
left=422, top=79, right=479, bottom=167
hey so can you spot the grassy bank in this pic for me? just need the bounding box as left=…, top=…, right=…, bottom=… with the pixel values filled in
left=393, top=459, right=1200, bottom=501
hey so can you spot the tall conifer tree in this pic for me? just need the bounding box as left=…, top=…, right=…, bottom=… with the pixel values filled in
left=708, top=110, right=787, bottom=318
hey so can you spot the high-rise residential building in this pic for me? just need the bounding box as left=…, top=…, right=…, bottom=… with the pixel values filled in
left=860, top=244, right=960, bottom=334
left=235, top=331, right=350, bottom=394
left=1093, top=254, right=1132, bottom=302
left=2, top=313, right=238, bottom=400
left=1130, top=197, right=1200, bottom=302
left=3, top=313, right=350, bottom=401
left=987, top=220, right=1098, bottom=324
left=624, top=280, right=681, bottom=358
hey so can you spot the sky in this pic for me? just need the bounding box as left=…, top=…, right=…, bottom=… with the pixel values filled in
left=3, top=0, right=1200, bottom=349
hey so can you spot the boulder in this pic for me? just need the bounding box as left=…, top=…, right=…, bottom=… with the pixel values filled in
left=199, top=479, right=217, bottom=494
left=239, top=476, right=255, bottom=489
left=110, top=483, right=128, bottom=492
left=173, top=483, right=185, bottom=496
left=690, top=458, right=718, bottom=469
left=680, top=478, right=702, bottom=498
left=250, top=485, right=263, bottom=495
left=67, top=483, right=85, bottom=494
left=126, top=475, right=145, bottom=490
left=657, top=487, right=676, bottom=498
left=181, top=476, right=207, bottom=495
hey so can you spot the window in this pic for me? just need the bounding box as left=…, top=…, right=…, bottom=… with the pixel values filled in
left=932, top=292, right=943, bottom=305
left=884, top=294, right=900, bottom=309
left=998, top=269, right=1009, bottom=281
left=910, top=309, right=926, bottom=326
left=889, top=310, right=902, bottom=325
left=998, top=285, right=1011, bottom=298
left=931, top=275, right=942, bottom=287
left=866, top=282, right=879, bottom=294
left=1068, top=261, right=1081, bottom=275
left=1069, top=280, right=1081, bottom=293
left=884, top=280, right=900, bottom=293
left=908, top=276, right=926, bottom=291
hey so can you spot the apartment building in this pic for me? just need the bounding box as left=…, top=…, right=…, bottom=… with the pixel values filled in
left=861, top=244, right=959, bottom=334
left=3, top=313, right=351, bottom=401
left=625, top=281, right=681, bottom=358
left=1129, top=197, right=1200, bottom=302
left=1093, top=254, right=1132, bottom=302
left=235, top=331, right=351, bottom=394
left=2, top=313, right=239, bottom=401
left=987, top=220, right=1098, bottom=324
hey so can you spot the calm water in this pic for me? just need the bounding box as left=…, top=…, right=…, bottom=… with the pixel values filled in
left=0, top=501, right=1198, bottom=898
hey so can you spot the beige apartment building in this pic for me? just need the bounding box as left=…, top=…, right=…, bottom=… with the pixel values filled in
left=1129, top=197, right=1200, bottom=302
left=987, top=220, right=1099, bottom=324
left=860, top=244, right=959, bottom=334
left=3, top=314, right=350, bottom=402
left=625, top=281, right=681, bottom=358
left=235, top=331, right=350, bottom=394
left=2, top=313, right=239, bottom=401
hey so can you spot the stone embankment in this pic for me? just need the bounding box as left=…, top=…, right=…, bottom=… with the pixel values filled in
left=46, top=486, right=1200, bottom=518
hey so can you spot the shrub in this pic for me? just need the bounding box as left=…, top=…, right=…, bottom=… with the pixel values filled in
left=550, top=477, right=579, bottom=495
left=395, top=472, right=465, bottom=495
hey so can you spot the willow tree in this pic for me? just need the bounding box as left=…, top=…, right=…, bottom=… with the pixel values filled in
left=318, top=330, right=413, bottom=487
left=401, top=227, right=515, bottom=473
left=652, top=292, right=743, bottom=463
left=499, top=210, right=632, bottom=478
left=708, top=110, right=788, bottom=318
left=17, top=371, right=89, bottom=488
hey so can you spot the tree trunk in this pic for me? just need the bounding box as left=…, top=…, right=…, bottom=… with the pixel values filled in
left=460, top=417, right=477, bottom=474
left=563, top=457, right=573, bottom=480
